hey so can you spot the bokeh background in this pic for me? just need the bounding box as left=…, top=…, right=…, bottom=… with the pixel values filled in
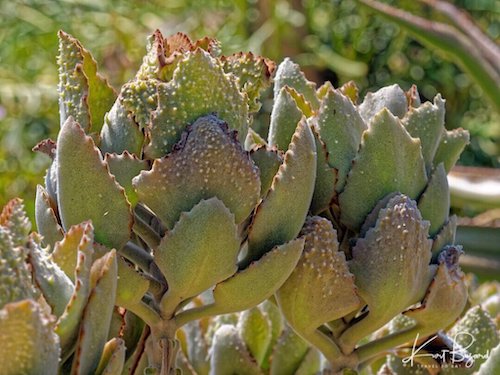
left=0, top=0, right=498, bottom=220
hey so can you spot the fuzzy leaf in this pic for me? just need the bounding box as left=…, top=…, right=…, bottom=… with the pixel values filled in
left=402, top=95, right=445, bottom=171
left=144, top=49, right=248, bottom=158
left=250, top=147, right=282, bottom=198
left=57, top=117, right=132, bottom=250
left=270, top=326, right=310, bottom=375
left=339, top=81, right=359, bottom=104
left=238, top=307, right=272, bottom=366
left=96, top=338, right=126, bottom=375
left=340, top=195, right=433, bottom=351
left=100, top=100, right=145, bottom=155
left=277, top=217, right=359, bottom=333
left=222, top=52, right=276, bottom=112
left=339, top=109, right=427, bottom=231
left=35, top=185, right=64, bottom=247
left=210, top=325, right=263, bottom=375
left=268, top=86, right=307, bottom=151
left=358, top=84, right=408, bottom=123
left=294, top=349, right=322, bottom=375
left=314, top=87, right=366, bottom=192
left=157, top=198, right=240, bottom=314
left=477, top=342, right=500, bottom=375
left=116, top=256, right=149, bottom=308
left=274, top=58, right=319, bottom=109
left=210, top=238, right=304, bottom=315
left=28, top=237, right=74, bottom=317
left=431, top=215, right=457, bottom=257
left=58, top=31, right=116, bottom=134
left=134, top=115, right=260, bottom=228
left=0, top=198, right=31, bottom=246
left=404, top=246, right=467, bottom=332
left=71, top=251, right=118, bottom=375
left=433, top=128, right=470, bottom=172
left=105, top=152, right=148, bottom=206
left=417, top=163, right=449, bottom=237
left=0, top=299, right=60, bottom=375
left=245, top=120, right=316, bottom=264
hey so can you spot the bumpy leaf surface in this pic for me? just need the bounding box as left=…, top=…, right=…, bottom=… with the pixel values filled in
left=134, top=115, right=260, bottom=228
left=274, top=58, right=319, bottom=109
left=358, top=84, right=408, bottom=123
left=310, top=129, right=337, bottom=214
left=433, top=128, right=470, bottom=172
left=57, top=117, right=132, bottom=250
left=144, top=49, right=248, bottom=158
left=339, top=109, right=427, bottom=230
left=270, top=327, right=310, bottom=375
left=250, top=147, right=282, bottom=198
left=35, top=185, right=64, bottom=247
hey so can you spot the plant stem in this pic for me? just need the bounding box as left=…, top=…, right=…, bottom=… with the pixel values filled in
left=174, top=303, right=219, bottom=328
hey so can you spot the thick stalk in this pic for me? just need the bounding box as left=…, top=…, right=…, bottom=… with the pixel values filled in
left=147, top=319, right=179, bottom=375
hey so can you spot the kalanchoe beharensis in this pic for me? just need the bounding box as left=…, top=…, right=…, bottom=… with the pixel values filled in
left=0, top=27, right=479, bottom=374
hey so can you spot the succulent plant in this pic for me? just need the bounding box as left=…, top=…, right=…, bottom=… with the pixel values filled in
left=0, top=28, right=478, bottom=374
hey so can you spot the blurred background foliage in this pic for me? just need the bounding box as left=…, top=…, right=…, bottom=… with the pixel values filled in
left=0, top=0, right=498, bottom=220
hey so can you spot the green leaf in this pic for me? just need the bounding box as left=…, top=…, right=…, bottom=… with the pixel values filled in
left=270, top=326, right=309, bottom=375
left=339, top=195, right=433, bottom=352
left=245, top=120, right=316, bottom=264
left=477, top=342, right=500, bottom=375
left=0, top=299, right=60, bottom=375
left=417, top=163, right=449, bottom=237
left=313, top=87, right=366, bottom=192
left=134, top=115, right=260, bottom=229
left=35, top=185, right=64, bottom=247
left=294, top=349, right=322, bottom=375
left=402, top=95, right=445, bottom=172
left=276, top=217, right=359, bottom=334
left=96, top=338, right=126, bottom=375
left=274, top=58, right=319, bottom=110
left=431, top=215, right=457, bottom=257
left=238, top=307, right=272, bottom=366
left=56, top=117, right=132, bottom=250
left=358, top=84, right=408, bottom=123
left=144, top=49, right=249, bottom=158
left=157, top=198, right=240, bottom=316
left=433, top=128, right=470, bottom=172
left=210, top=325, right=263, bottom=375
left=222, top=52, right=276, bottom=112
left=105, top=152, right=148, bottom=206
left=28, top=237, right=74, bottom=317
left=71, top=250, right=118, bottom=375
left=0, top=198, right=31, bottom=247
left=58, top=31, right=116, bottom=134
left=116, top=256, right=149, bottom=308
left=268, top=86, right=307, bottom=151
left=250, top=147, right=283, bottom=198
left=339, top=109, right=427, bottom=231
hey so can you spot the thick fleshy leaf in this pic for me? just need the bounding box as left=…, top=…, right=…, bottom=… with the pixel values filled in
left=116, top=256, right=149, bottom=308
left=310, top=129, right=337, bottom=214
left=182, top=321, right=210, bottom=375
left=71, top=251, right=118, bottom=375
left=100, top=99, right=145, bottom=155
left=95, top=338, right=126, bottom=375
left=144, top=49, right=248, bottom=158
left=134, top=115, right=260, bottom=228
left=57, top=117, right=132, bottom=250
left=55, top=227, right=94, bottom=356
left=0, top=299, right=60, bottom=375
left=58, top=31, right=116, bottom=134
left=358, top=84, right=408, bottom=123
left=270, top=326, right=310, bottom=375
left=208, top=238, right=304, bottom=315
left=28, top=237, right=74, bottom=317
left=417, top=163, right=449, bottom=237
left=404, top=246, right=467, bottom=330
left=314, top=87, right=366, bottom=192
left=277, top=217, right=359, bottom=333
left=222, top=52, right=276, bottom=112
left=0, top=198, right=31, bottom=246
left=433, top=128, right=470, bottom=172
left=51, top=221, right=93, bottom=281
left=238, top=307, right=272, bottom=366
left=105, top=152, right=148, bottom=206
left=245, top=120, right=316, bottom=264
left=477, top=342, right=500, bottom=375
left=274, top=58, right=319, bottom=109
left=35, top=185, right=64, bottom=247
left=250, top=147, right=283, bottom=198
left=402, top=95, right=445, bottom=171
left=260, top=301, right=284, bottom=371
left=339, top=81, right=359, bottom=104
left=340, top=195, right=433, bottom=351
left=157, top=198, right=240, bottom=315
left=268, top=86, right=307, bottom=151
left=0, top=227, right=36, bottom=308
left=431, top=216, right=457, bottom=257
left=210, top=325, right=263, bottom=375
left=294, top=349, right=322, bottom=375
left=339, top=109, right=427, bottom=231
